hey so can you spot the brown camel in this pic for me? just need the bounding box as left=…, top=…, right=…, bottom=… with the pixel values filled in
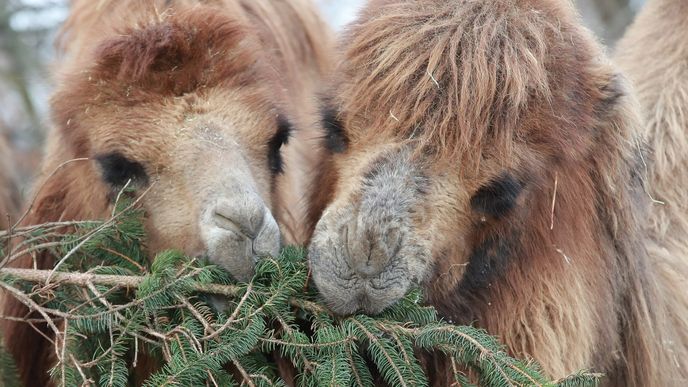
left=0, top=1, right=332, bottom=385
left=615, top=0, right=688, bottom=383
left=307, top=0, right=688, bottom=385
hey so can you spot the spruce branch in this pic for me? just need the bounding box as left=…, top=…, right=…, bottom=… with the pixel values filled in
left=0, top=195, right=602, bottom=387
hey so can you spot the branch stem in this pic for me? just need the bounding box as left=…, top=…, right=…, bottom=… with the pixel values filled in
left=0, top=268, right=241, bottom=297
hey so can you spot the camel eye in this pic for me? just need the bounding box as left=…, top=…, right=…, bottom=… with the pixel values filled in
left=322, top=108, right=348, bottom=153
left=470, top=172, right=523, bottom=219
left=268, top=115, right=292, bottom=174
left=95, top=152, right=149, bottom=188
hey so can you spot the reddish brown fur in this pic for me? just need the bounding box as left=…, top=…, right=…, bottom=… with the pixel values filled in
left=1, top=1, right=331, bottom=385
left=309, top=0, right=686, bottom=385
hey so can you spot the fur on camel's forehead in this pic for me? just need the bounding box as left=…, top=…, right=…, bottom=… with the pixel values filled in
left=94, top=10, right=254, bottom=96
left=331, top=0, right=620, bottom=171
left=51, top=7, right=279, bottom=159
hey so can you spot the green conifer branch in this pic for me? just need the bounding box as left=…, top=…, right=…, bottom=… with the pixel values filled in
left=0, top=196, right=602, bottom=387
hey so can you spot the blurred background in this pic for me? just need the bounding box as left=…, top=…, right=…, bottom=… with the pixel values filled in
left=0, top=0, right=646, bottom=194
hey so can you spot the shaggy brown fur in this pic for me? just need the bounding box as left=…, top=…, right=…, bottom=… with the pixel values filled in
left=1, top=1, right=331, bottom=386
left=308, top=0, right=687, bottom=385
left=615, top=0, right=688, bottom=380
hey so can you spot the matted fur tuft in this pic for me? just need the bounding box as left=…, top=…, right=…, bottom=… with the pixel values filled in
left=335, top=0, right=567, bottom=167
left=94, top=9, right=250, bottom=95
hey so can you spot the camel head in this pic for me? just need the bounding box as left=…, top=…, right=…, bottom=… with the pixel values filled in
left=308, top=1, right=627, bottom=315
left=51, top=8, right=291, bottom=281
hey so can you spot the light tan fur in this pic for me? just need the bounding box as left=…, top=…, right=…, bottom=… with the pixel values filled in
left=1, top=1, right=331, bottom=385
left=308, top=0, right=687, bottom=385
left=615, top=0, right=688, bottom=380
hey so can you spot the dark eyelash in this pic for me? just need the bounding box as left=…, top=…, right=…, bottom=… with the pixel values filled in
left=470, top=172, right=523, bottom=219
left=95, top=152, right=149, bottom=188
left=322, top=107, right=348, bottom=153
left=268, top=115, right=293, bottom=174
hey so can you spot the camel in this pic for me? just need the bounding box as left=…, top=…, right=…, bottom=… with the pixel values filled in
left=1, top=1, right=331, bottom=385
left=307, top=0, right=688, bottom=385
left=615, top=0, right=688, bottom=382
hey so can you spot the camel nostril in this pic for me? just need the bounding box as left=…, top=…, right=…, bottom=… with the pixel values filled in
left=384, top=227, right=403, bottom=257
left=212, top=199, right=266, bottom=239
left=202, top=200, right=280, bottom=283
left=348, top=227, right=399, bottom=278
left=252, top=214, right=281, bottom=258
left=213, top=212, right=250, bottom=239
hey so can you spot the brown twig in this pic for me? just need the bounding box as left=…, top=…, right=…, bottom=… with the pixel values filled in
left=203, top=282, right=253, bottom=341
left=233, top=360, right=256, bottom=387
left=0, top=220, right=101, bottom=239
left=100, top=246, right=147, bottom=273
left=0, top=281, right=63, bottom=337
left=550, top=171, right=558, bottom=230
left=178, top=295, right=215, bottom=336
left=0, top=267, right=241, bottom=297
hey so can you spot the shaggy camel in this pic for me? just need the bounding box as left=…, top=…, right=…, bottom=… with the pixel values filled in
left=615, top=0, right=688, bottom=381
left=1, top=0, right=331, bottom=385
left=308, top=0, right=687, bottom=385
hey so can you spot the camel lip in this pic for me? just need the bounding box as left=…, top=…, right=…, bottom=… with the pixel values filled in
left=311, top=261, right=413, bottom=316
left=195, top=249, right=258, bottom=283
left=323, top=282, right=405, bottom=316
left=309, top=222, right=427, bottom=316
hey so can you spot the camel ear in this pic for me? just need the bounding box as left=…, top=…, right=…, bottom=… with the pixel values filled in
left=595, top=73, right=626, bottom=120
left=93, top=9, right=248, bottom=95
left=589, top=72, right=646, bottom=172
